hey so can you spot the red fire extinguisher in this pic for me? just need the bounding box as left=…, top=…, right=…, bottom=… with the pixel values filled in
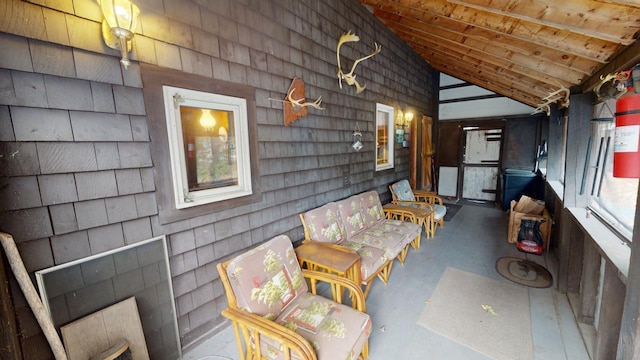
left=614, top=65, right=640, bottom=178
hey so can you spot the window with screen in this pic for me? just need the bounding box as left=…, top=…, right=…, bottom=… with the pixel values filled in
left=587, top=120, right=638, bottom=241
left=163, top=86, right=252, bottom=209
left=376, top=103, right=394, bottom=171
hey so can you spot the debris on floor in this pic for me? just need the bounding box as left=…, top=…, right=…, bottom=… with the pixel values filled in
left=481, top=304, right=497, bottom=315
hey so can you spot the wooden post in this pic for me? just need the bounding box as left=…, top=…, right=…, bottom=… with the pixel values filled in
left=578, top=239, right=601, bottom=324
left=0, top=246, right=22, bottom=360
left=0, top=233, right=67, bottom=360
left=594, top=261, right=624, bottom=359
left=617, top=184, right=640, bottom=359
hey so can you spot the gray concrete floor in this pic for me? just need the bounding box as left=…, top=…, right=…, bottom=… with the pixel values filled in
left=183, top=204, right=590, bottom=360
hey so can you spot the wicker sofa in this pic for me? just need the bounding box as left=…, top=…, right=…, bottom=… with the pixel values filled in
left=299, top=190, right=422, bottom=297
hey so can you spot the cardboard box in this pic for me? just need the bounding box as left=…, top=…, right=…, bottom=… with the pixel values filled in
left=513, top=195, right=545, bottom=215
left=508, top=200, right=552, bottom=252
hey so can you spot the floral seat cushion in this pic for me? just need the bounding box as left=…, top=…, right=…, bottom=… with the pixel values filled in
left=376, top=220, right=421, bottom=248
left=342, top=241, right=388, bottom=281
left=349, top=229, right=405, bottom=261
left=358, top=191, right=386, bottom=227
left=389, top=179, right=416, bottom=201
left=225, top=235, right=308, bottom=317
left=336, top=198, right=368, bottom=239
left=272, top=293, right=372, bottom=360
left=302, top=202, right=347, bottom=245
left=225, top=235, right=372, bottom=360
left=432, top=204, right=446, bottom=221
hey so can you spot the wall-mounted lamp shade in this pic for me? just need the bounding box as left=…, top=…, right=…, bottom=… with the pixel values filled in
left=592, top=99, right=616, bottom=122
left=199, top=110, right=217, bottom=131
left=404, top=112, right=414, bottom=122
left=98, top=0, right=140, bottom=69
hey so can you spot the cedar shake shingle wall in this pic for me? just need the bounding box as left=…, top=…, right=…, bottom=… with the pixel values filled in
left=0, top=0, right=436, bottom=356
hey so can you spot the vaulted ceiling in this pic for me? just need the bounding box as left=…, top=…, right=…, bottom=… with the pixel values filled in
left=359, top=0, right=640, bottom=108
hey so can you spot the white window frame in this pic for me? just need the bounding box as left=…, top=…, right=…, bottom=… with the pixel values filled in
left=376, top=103, right=395, bottom=171
left=163, top=86, right=252, bottom=209
left=587, top=120, right=638, bottom=242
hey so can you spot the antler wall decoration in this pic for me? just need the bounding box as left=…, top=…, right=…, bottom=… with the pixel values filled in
left=593, top=70, right=630, bottom=102
left=542, top=85, right=570, bottom=109
left=268, top=77, right=325, bottom=126
left=287, top=88, right=324, bottom=111
left=531, top=104, right=551, bottom=117
left=531, top=84, right=571, bottom=116
left=336, top=30, right=381, bottom=93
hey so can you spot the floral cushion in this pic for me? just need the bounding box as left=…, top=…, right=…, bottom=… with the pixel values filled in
left=303, top=202, right=347, bottom=245
left=225, top=235, right=307, bottom=318
left=267, top=293, right=372, bottom=360
left=336, top=197, right=367, bottom=239
left=390, top=179, right=416, bottom=201
left=433, top=204, right=446, bottom=221
left=358, top=191, right=386, bottom=227
left=343, top=241, right=388, bottom=281
left=349, top=228, right=405, bottom=261
left=378, top=220, right=421, bottom=247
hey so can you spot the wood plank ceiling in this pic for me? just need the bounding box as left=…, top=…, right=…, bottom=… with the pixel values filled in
left=359, top=0, right=640, bottom=108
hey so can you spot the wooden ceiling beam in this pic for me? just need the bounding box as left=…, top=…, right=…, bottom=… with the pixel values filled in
left=446, top=0, right=638, bottom=45
left=595, top=0, right=640, bottom=9
left=429, top=60, right=540, bottom=107
left=370, top=7, right=598, bottom=76
left=582, top=40, right=640, bottom=93
left=379, top=13, right=589, bottom=83
left=361, top=0, right=619, bottom=63
left=391, top=24, right=576, bottom=88
left=419, top=47, right=553, bottom=103
left=408, top=38, right=556, bottom=99
left=414, top=41, right=553, bottom=98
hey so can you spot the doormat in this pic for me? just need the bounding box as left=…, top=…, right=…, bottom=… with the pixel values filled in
left=495, top=257, right=553, bottom=288
left=444, top=204, right=462, bottom=221
left=417, top=267, right=533, bottom=360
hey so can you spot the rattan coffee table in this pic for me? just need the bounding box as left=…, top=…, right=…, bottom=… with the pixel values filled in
left=295, top=242, right=361, bottom=287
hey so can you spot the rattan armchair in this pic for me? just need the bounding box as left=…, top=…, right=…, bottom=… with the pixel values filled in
left=217, top=235, right=371, bottom=360
left=389, top=179, right=447, bottom=235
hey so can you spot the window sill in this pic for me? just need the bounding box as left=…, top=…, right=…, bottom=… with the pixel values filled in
left=547, top=180, right=564, bottom=201
left=566, top=207, right=630, bottom=284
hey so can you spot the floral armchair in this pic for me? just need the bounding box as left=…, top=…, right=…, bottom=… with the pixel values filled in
left=389, top=179, right=447, bottom=235
left=217, top=235, right=371, bottom=360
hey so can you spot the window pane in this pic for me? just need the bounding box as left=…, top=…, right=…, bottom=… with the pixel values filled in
left=180, top=107, right=238, bottom=191
left=163, top=85, right=252, bottom=209
left=589, top=121, right=639, bottom=241
left=375, top=103, right=394, bottom=171
left=377, top=110, right=389, bottom=164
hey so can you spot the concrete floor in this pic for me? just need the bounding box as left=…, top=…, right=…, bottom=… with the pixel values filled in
left=183, top=204, right=590, bottom=360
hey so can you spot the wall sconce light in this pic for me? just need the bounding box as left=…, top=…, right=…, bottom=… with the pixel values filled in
left=396, top=111, right=414, bottom=144
left=404, top=111, right=414, bottom=124
left=402, top=112, right=413, bottom=148
left=199, top=109, right=216, bottom=132
left=98, top=0, right=140, bottom=69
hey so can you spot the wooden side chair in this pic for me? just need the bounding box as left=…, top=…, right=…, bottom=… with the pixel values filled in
left=389, top=179, right=447, bottom=235
left=217, top=235, right=372, bottom=360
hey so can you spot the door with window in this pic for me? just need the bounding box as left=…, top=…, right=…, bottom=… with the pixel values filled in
left=462, top=128, right=502, bottom=201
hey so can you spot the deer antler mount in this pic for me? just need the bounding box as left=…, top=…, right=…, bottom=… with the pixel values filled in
left=531, top=85, right=571, bottom=116
left=336, top=30, right=381, bottom=93
left=282, top=77, right=324, bottom=126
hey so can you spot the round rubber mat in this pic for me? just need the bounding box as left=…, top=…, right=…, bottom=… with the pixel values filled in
left=495, top=257, right=553, bottom=288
